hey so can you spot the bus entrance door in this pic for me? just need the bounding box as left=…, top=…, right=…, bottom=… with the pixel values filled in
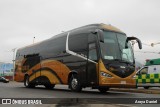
left=87, top=43, right=98, bottom=86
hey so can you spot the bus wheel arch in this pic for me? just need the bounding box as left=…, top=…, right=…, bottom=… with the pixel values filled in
left=68, top=71, right=82, bottom=92
left=24, top=74, right=35, bottom=88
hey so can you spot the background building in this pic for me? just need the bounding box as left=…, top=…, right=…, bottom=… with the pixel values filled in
left=0, top=62, right=13, bottom=80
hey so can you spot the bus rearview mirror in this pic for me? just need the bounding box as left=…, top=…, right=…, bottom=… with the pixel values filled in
left=126, top=37, right=142, bottom=49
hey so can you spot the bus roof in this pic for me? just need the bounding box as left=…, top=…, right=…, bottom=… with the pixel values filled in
left=69, top=23, right=124, bottom=34
left=17, top=23, right=125, bottom=51
left=100, top=23, right=124, bottom=33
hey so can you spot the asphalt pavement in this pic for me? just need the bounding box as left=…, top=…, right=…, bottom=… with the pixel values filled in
left=0, top=81, right=160, bottom=107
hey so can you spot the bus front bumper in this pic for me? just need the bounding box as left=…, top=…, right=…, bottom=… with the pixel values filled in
left=99, top=77, right=137, bottom=88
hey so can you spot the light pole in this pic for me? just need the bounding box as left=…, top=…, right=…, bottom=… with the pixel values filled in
left=33, top=37, right=35, bottom=44
left=12, top=48, right=16, bottom=81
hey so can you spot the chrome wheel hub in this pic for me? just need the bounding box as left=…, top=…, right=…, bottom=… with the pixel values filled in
left=71, top=78, right=78, bottom=89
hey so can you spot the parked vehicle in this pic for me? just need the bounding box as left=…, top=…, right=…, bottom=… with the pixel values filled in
left=136, top=58, right=160, bottom=89
left=0, top=77, right=9, bottom=83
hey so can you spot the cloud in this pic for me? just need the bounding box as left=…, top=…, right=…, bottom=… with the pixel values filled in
left=0, top=0, right=160, bottom=63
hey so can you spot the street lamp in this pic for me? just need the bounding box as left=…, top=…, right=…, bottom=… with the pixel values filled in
left=33, top=37, right=35, bottom=44
left=12, top=48, right=16, bottom=81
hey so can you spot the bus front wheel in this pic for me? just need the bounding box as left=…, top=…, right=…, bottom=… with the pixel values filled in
left=24, top=75, right=35, bottom=88
left=69, top=74, right=82, bottom=92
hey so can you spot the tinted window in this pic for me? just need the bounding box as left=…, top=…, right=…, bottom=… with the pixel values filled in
left=69, top=33, right=88, bottom=56
left=89, top=43, right=97, bottom=61
left=88, top=33, right=97, bottom=43
left=40, top=36, right=66, bottom=58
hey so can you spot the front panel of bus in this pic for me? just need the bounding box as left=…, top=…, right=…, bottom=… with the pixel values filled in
left=98, top=30, right=136, bottom=88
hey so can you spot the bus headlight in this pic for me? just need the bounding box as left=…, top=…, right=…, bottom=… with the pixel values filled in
left=100, top=72, right=112, bottom=78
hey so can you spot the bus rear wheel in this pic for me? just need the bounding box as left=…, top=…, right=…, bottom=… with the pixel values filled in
left=98, top=87, right=109, bottom=93
left=69, top=74, right=82, bottom=92
left=24, top=75, right=35, bottom=88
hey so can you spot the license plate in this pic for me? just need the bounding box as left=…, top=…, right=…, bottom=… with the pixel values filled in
left=121, top=81, right=126, bottom=84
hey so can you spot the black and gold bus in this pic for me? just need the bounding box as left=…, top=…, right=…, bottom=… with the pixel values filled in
left=15, top=23, right=142, bottom=92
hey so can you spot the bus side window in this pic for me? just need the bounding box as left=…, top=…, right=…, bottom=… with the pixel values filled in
left=88, top=43, right=97, bottom=61
left=68, top=33, right=88, bottom=57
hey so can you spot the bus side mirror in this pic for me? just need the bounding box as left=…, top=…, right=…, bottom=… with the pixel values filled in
left=126, top=37, right=142, bottom=49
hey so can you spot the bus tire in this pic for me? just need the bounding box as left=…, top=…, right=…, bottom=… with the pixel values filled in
left=44, top=84, right=55, bottom=89
left=144, top=86, right=149, bottom=89
left=24, top=75, right=35, bottom=88
left=98, top=87, right=109, bottom=93
left=69, top=74, right=82, bottom=92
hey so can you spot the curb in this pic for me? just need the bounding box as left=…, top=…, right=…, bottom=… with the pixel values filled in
left=110, top=88, right=160, bottom=94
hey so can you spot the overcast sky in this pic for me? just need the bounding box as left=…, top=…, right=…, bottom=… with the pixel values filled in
left=0, top=0, right=160, bottom=64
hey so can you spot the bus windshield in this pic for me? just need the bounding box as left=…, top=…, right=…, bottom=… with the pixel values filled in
left=100, top=31, right=134, bottom=63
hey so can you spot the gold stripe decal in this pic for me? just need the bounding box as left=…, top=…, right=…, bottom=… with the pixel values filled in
left=29, top=70, right=60, bottom=84
left=25, top=59, right=71, bottom=84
